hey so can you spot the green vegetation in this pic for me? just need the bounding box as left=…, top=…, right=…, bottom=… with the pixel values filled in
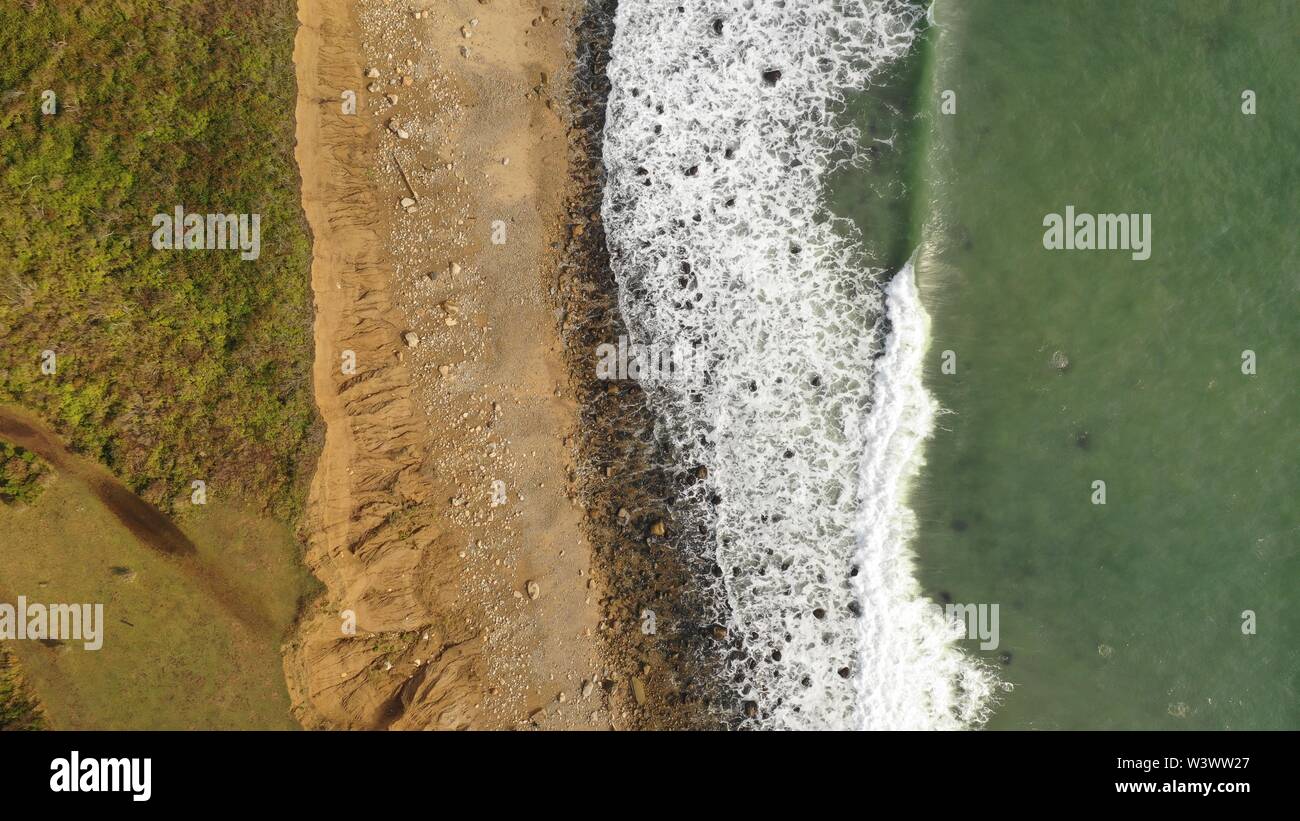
left=0, top=441, right=48, bottom=504
left=0, top=1, right=317, bottom=519
left=0, top=647, right=45, bottom=730
left=0, top=2, right=319, bottom=728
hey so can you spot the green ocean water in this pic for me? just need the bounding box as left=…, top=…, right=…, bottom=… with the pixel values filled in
left=839, top=0, right=1298, bottom=729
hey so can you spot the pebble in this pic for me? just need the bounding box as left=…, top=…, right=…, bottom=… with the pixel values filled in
left=526, top=580, right=540, bottom=600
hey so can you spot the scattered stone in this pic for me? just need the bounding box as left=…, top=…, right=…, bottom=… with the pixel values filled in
left=762, top=68, right=782, bottom=85
left=526, top=580, right=540, bottom=600
left=631, top=677, right=646, bottom=705
left=581, top=679, right=593, bottom=699
left=743, top=700, right=758, bottom=717
left=385, top=94, right=398, bottom=104
left=365, top=67, right=380, bottom=78
left=1051, top=350, right=1070, bottom=371
left=403, top=331, right=420, bottom=348
left=648, top=520, right=666, bottom=537
left=400, top=197, right=416, bottom=208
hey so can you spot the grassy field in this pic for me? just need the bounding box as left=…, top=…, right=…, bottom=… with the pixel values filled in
left=0, top=1, right=317, bottom=727
left=0, top=475, right=317, bottom=729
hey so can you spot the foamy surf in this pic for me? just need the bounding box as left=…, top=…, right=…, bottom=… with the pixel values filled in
left=602, top=0, right=993, bottom=728
left=852, top=260, right=999, bottom=729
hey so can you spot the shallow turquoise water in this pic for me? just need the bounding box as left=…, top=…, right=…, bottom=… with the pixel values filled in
left=840, top=0, right=1298, bottom=728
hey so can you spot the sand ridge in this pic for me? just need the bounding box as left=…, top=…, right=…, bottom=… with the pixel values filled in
left=288, top=0, right=606, bottom=729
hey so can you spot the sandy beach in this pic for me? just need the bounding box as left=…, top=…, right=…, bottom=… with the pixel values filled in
left=288, top=0, right=608, bottom=729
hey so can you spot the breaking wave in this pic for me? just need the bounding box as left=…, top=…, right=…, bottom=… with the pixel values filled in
left=601, top=0, right=996, bottom=728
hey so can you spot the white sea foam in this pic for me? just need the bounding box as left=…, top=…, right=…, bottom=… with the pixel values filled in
left=852, top=260, right=999, bottom=729
left=602, top=0, right=995, bottom=728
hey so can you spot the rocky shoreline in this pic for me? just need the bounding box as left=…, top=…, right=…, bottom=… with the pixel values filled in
left=559, top=0, right=737, bottom=730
